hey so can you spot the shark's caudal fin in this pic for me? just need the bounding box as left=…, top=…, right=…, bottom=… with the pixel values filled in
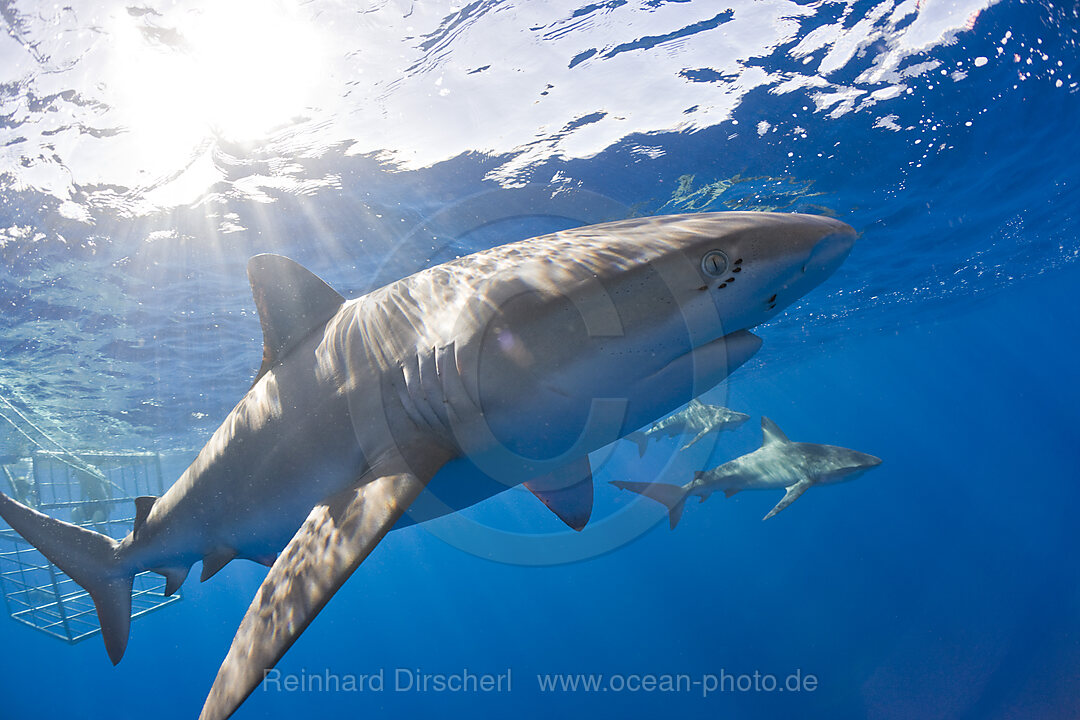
left=611, top=480, right=689, bottom=529
left=625, top=431, right=649, bottom=458
left=0, top=491, right=133, bottom=664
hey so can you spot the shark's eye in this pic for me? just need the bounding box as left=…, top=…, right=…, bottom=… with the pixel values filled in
left=700, top=250, right=729, bottom=278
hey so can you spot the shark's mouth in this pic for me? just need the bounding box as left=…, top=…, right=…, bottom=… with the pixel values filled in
left=620, top=329, right=762, bottom=437
left=658, top=329, right=763, bottom=393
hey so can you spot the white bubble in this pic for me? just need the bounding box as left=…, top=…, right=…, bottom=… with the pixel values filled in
left=974, top=57, right=989, bottom=67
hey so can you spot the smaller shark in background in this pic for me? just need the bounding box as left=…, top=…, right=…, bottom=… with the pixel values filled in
left=624, top=399, right=750, bottom=457
left=612, top=417, right=881, bottom=528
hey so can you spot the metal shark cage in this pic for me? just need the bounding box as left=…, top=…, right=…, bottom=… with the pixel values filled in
left=0, top=450, right=181, bottom=643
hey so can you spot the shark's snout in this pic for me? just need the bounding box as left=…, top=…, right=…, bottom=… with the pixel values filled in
left=805, top=224, right=857, bottom=276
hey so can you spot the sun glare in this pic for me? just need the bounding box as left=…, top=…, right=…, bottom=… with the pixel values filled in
left=182, top=1, right=328, bottom=139
left=107, top=0, right=330, bottom=183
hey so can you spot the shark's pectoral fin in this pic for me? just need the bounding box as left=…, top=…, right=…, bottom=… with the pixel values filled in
left=723, top=489, right=739, bottom=498
left=523, top=457, right=593, bottom=531
left=680, top=429, right=711, bottom=451
left=198, top=465, right=430, bottom=720
left=764, top=478, right=812, bottom=520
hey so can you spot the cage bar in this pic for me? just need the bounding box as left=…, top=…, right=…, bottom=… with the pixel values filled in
left=0, top=451, right=181, bottom=644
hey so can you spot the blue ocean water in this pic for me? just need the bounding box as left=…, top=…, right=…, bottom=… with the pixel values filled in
left=0, top=0, right=1078, bottom=718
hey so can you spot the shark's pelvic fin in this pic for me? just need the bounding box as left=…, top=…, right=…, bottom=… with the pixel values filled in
left=0, top=491, right=133, bottom=664
left=200, top=547, right=238, bottom=582
left=247, top=553, right=277, bottom=568
left=610, top=480, right=689, bottom=530
left=523, top=457, right=593, bottom=531
left=764, top=478, right=812, bottom=520
left=761, top=416, right=790, bottom=446
left=247, top=254, right=346, bottom=384
left=198, top=460, right=436, bottom=720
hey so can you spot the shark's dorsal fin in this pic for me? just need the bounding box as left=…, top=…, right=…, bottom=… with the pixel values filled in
left=248, top=254, right=346, bottom=384
left=523, top=457, right=594, bottom=532
left=761, top=417, right=789, bottom=445
left=133, top=496, right=157, bottom=535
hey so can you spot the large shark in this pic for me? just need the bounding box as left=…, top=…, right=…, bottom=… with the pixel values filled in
left=0, top=211, right=854, bottom=719
left=612, top=417, right=882, bottom=528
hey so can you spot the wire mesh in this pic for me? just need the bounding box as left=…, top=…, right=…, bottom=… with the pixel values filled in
left=0, top=451, right=181, bottom=643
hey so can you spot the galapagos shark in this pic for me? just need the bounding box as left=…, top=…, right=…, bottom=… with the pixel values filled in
left=613, top=417, right=882, bottom=528
left=624, top=399, right=750, bottom=457
left=0, top=211, right=855, bottom=719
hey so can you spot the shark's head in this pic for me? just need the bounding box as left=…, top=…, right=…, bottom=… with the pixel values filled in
left=624, top=211, right=857, bottom=341
left=568, top=211, right=856, bottom=392
left=464, top=211, right=856, bottom=461
left=813, top=446, right=884, bottom=485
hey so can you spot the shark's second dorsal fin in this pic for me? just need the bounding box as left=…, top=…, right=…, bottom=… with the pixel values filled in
left=133, top=496, right=157, bottom=535
left=761, top=417, right=789, bottom=445
left=248, top=254, right=346, bottom=384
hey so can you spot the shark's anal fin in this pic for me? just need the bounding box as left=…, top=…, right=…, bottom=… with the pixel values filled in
left=764, top=478, right=812, bottom=520
left=247, top=254, right=346, bottom=385
left=523, top=457, right=593, bottom=531
left=198, top=465, right=431, bottom=720
left=153, top=565, right=191, bottom=597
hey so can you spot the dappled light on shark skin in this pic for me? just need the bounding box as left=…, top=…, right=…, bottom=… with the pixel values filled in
left=0, top=211, right=854, bottom=718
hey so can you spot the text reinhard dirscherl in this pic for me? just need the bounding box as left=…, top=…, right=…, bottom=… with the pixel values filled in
left=261, top=668, right=819, bottom=697
left=262, top=667, right=513, bottom=694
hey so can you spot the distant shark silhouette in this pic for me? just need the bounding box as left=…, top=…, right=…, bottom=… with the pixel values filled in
left=0, top=212, right=854, bottom=719
left=613, top=417, right=881, bottom=528
left=624, top=398, right=750, bottom=456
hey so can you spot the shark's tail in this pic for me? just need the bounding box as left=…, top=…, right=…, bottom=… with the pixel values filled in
left=0, top=491, right=133, bottom=664
left=611, top=480, right=690, bottom=529
left=625, top=431, right=649, bottom=458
